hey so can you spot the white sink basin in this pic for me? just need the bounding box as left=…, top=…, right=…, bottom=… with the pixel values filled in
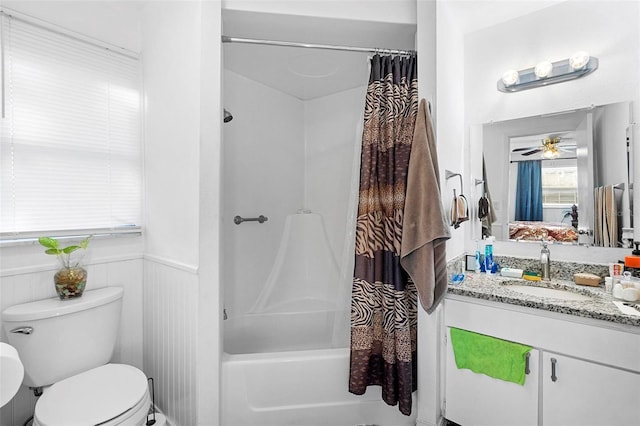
left=507, top=285, right=592, bottom=301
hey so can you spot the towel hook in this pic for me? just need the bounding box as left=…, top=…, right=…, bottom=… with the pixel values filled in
left=445, top=169, right=464, bottom=194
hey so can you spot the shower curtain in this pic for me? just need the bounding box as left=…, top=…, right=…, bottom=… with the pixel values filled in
left=515, top=160, right=543, bottom=221
left=349, top=54, right=418, bottom=416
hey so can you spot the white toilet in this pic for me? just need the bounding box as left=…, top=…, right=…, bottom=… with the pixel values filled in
left=2, top=287, right=151, bottom=426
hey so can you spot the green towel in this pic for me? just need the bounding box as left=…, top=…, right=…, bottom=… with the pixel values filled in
left=450, top=327, right=531, bottom=385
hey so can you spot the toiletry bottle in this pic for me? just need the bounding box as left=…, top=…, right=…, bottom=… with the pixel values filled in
left=624, top=242, right=640, bottom=278
left=541, top=241, right=550, bottom=281
left=484, top=236, right=494, bottom=274
left=475, top=240, right=482, bottom=272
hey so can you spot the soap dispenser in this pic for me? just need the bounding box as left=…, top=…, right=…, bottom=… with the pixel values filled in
left=540, top=241, right=551, bottom=281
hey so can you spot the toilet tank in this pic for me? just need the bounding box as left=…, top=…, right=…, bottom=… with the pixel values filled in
left=2, top=287, right=123, bottom=388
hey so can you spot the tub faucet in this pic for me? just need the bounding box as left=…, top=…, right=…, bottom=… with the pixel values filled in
left=540, top=241, right=551, bottom=281
left=223, top=308, right=228, bottom=320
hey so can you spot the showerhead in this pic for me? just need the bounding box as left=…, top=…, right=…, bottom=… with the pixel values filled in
left=224, top=109, right=233, bottom=123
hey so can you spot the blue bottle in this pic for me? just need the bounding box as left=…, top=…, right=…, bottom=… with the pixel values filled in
left=484, top=236, right=495, bottom=274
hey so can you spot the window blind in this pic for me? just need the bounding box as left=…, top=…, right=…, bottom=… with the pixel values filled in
left=0, top=13, right=141, bottom=236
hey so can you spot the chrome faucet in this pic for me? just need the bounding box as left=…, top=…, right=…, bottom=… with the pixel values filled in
left=540, top=241, right=551, bottom=281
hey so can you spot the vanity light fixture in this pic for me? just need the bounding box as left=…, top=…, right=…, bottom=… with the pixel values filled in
left=498, top=52, right=598, bottom=93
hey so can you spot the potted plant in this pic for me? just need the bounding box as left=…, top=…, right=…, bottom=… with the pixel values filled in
left=38, top=235, right=92, bottom=300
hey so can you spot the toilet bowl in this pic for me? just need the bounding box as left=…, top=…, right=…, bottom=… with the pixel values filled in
left=33, top=364, right=150, bottom=426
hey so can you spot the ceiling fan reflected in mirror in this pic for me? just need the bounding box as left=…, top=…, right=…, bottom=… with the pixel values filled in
left=511, top=134, right=577, bottom=159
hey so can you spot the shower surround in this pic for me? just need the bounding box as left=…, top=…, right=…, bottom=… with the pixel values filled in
left=221, top=67, right=416, bottom=424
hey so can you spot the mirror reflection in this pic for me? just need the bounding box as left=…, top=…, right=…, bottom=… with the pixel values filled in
left=483, top=101, right=634, bottom=247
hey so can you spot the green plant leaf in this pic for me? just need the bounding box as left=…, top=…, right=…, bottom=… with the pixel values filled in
left=38, top=237, right=59, bottom=250
left=45, top=248, right=61, bottom=255
left=62, top=245, right=80, bottom=254
left=79, top=235, right=92, bottom=250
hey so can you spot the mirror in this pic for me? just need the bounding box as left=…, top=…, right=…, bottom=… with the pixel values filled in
left=482, top=102, right=634, bottom=247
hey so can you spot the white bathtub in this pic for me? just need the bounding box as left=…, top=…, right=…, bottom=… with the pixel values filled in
left=221, top=311, right=417, bottom=426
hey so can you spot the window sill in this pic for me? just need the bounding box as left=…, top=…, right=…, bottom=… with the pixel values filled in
left=0, top=227, right=142, bottom=248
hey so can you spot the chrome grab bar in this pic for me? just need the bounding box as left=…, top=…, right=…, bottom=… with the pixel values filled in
left=234, top=215, right=268, bottom=225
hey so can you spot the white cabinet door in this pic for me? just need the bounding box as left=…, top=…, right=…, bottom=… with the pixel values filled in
left=542, top=352, right=640, bottom=426
left=445, top=331, right=539, bottom=426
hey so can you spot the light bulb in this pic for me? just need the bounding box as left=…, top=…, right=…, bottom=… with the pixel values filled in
left=543, top=146, right=559, bottom=159
left=535, top=61, right=553, bottom=78
left=502, top=70, right=520, bottom=86
left=569, top=51, right=590, bottom=70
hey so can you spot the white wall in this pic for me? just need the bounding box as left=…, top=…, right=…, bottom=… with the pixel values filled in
left=463, top=0, right=640, bottom=263
left=435, top=1, right=466, bottom=261
left=416, top=1, right=440, bottom=426
left=140, top=1, right=223, bottom=424
left=465, top=1, right=639, bottom=125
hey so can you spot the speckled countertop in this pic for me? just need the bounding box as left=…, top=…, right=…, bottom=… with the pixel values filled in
left=447, top=271, right=640, bottom=328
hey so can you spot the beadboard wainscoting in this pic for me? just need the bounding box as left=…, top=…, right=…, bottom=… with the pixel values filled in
left=143, top=257, right=199, bottom=426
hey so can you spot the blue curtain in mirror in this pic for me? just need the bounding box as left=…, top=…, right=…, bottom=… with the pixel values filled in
left=515, top=160, right=543, bottom=221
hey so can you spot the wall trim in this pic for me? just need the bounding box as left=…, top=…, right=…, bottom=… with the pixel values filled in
left=0, top=253, right=144, bottom=277
left=144, top=254, right=199, bottom=274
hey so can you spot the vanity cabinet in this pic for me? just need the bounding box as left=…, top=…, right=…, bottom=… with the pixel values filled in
left=444, top=297, right=640, bottom=426
left=541, top=352, right=640, bottom=426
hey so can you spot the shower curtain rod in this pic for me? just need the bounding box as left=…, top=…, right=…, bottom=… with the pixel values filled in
left=221, top=36, right=416, bottom=56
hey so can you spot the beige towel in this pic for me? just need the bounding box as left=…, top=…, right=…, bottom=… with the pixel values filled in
left=401, top=99, right=451, bottom=313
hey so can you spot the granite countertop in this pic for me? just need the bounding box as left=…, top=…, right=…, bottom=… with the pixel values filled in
left=447, top=271, right=640, bottom=328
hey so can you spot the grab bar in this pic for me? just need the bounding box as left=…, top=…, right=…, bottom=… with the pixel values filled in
left=234, top=215, right=268, bottom=225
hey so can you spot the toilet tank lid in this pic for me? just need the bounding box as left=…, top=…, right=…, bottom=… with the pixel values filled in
left=2, top=287, right=123, bottom=322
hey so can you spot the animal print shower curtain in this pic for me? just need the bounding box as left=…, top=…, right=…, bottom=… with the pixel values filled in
left=349, top=54, right=418, bottom=416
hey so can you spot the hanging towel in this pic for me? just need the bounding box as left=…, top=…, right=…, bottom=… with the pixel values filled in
left=594, top=185, right=620, bottom=247
left=450, top=190, right=469, bottom=229
left=449, top=327, right=532, bottom=385
left=478, top=195, right=489, bottom=219
left=479, top=157, right=496, bottom=238
left=400, top=99, right=451, bottom=314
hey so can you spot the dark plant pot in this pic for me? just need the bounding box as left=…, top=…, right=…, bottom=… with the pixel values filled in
left=54, top=266, right=87, bottom=299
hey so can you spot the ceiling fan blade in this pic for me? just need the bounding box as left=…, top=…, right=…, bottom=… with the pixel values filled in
left=559, top=147, right=576, bottom=153
left=522, top=149, right=542, bottom=156
left=512, top=146, right=538, bottom=152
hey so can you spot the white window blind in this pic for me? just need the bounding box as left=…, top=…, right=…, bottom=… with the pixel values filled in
left=0, top=13, right=141, bottom=236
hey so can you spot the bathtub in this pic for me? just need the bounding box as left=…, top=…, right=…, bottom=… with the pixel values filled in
left=221, top=311, right=417, bottom=426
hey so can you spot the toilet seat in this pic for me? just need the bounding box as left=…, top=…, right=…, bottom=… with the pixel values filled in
left=34, top=363, right=150, bottom=426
